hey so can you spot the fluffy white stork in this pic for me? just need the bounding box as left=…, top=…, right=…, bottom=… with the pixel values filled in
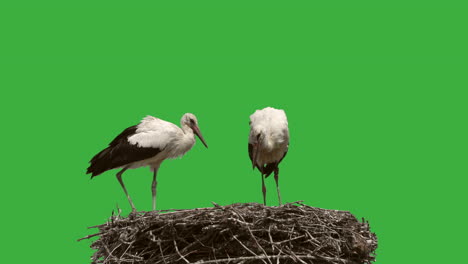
left=248, top=107, right=289, bottom=206
left=87, top=113, right=208, bottom=212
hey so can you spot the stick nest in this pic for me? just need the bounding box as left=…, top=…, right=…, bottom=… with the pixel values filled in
left=81, top=202, right=377, bottom=264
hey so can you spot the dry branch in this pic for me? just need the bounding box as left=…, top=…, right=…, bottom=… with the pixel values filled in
left=80, top=202, right=377, bottom=264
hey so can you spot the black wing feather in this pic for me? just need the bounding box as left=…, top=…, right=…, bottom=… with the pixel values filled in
left=248, top=143, right=288, bottom=178
left=87, top=125, right=162, bottom=178
left=109, top=125, right=138, bottom=147
left=248, top=143, right=254, bottom=164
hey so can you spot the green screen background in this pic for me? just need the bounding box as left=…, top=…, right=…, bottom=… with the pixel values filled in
left=1, top=1, right=466, bottom=263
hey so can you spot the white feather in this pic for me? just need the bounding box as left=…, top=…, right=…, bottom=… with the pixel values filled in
left=128, top=116, right=181, bottom=149
left=249, top=107, right=289, bottom=165
left=249, top=107, right=289, bottom=146
left=126, top=115, right=198, bottom=171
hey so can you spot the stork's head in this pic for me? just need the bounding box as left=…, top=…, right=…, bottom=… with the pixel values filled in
left=181, top=113, right=208, bottom=148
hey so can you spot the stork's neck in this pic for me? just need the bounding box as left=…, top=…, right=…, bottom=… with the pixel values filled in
left=262, top=136, right=275, bottom=151
left=181, top=123, right=194, bottom=135
left=259, top=130, right=283, bottom=151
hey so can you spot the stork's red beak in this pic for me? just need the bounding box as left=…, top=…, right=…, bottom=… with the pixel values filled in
left=252, top=134, right=262, bottom=169
left=192, top=125, right=208, bottom=148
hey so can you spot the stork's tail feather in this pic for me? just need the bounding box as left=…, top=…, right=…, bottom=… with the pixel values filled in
left=87, top=147, right=113, bottom=178
left=263, top=163, right=277, bottom=178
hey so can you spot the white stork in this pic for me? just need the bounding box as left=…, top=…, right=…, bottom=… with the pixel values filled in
left=87, top=113, right=208, bottom=212
left=248, top=107, right=289, bottom=206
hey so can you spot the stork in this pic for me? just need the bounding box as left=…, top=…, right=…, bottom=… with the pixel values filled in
left=248, top=107, right=289, bottom=206
left=86, top=113, right=208, bottom=212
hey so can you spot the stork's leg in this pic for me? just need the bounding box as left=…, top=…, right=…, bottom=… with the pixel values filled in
left=152, top=166, right=159, bottom=211
left=116, top=167, right=137, bottom=212
left=274, top=167, right=282, bottom=206
left=261, top=173, right=267, bottom=206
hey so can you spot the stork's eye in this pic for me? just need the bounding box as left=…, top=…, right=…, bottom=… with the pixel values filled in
left=190, top=119, right=195, bottom=125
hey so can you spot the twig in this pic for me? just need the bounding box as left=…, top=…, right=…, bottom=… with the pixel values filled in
left=174, top=240, right=190, bottom=263
left=193, top=254, right=322, bottom=264
left=77, top=232, right=102, bottom=241
left=232, top=235, right=268, bottom=264
left=275, top=235, right=306, bottom=245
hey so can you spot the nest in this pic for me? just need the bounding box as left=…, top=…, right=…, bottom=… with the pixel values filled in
left=80, top=202, right=377, bottom=264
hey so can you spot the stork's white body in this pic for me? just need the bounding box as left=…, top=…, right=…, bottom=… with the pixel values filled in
left=249, top=107, right=289, bottom=205
left=249, top=107, right=289, bottom=167
left=126, top=116, right=197, bottom=170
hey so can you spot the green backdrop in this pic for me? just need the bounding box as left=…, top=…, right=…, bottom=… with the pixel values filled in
left=1, top=1, right=466, bottom=263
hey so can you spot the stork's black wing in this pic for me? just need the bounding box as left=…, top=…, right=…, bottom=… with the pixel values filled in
left=248, top=142, right=253, bottom=162
left=264, top=150, right=288, bottom=178
left=87, top=125, right=162, bottom=178
left=249, top=143, right=288, bottom=178
left=108, top=125, right=139, bottom=147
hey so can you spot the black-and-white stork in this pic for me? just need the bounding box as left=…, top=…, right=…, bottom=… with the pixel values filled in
left=87, top=113, right=208, bottom=211
left=248, top=107, right=289, bottom=206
